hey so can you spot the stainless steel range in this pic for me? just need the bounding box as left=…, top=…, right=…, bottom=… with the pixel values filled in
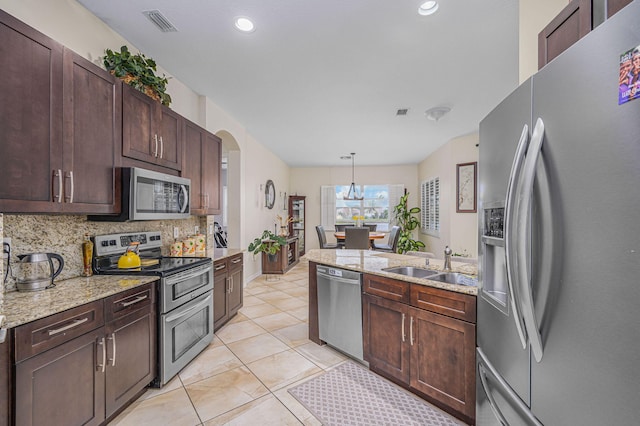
left=93, top=231, right=213, bottom=387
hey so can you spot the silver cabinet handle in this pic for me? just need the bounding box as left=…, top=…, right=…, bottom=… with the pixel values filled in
left=516, top=117, right=545, bottom=362
left=64, top=171, right=74, bottom=203
left=504, top=124, right=530, bottom=350
left=230, top=276, right=234, bottom=293
left=153, top=134, right=158, bottom=157
left=121, top=294, right=148, bottom=307
left=48, top=317, right=89, bottom=336
left=226, top=277, right=231, bottom=294
left=409, top=316, right=414, bottom=346
left=231, top=258, right=242, bottom=264
left=401, top=313, right=406, bottom=343
left=97, top=337, right=106, bottom=373
left=204, top=193, right=210, bottom=208
left=54, top=169, right=63, bottom=202
left=108, top=333, right=116, bottom=366
left=159, top=136, right=163, bottom=159
left=215, top=263, right=226, bottom=271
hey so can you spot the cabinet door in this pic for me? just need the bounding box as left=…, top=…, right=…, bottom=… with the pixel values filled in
left=202, top=132, right=221, bottom=214
left=157, top=106, right=182, bottom=171
left=122, top=84, right=159, bottom=164
left=62, top=48, right=120, bottom=214
left=105, top=306, right=156, bottom=418
left=228, top=256, right=244, bottom=318
left=15, top=329, right=106, bottom=426
left=409, top=307, right=476, bottom=421
left=213, top=260, right=229, bottom=331
left=363, top=294, right=410, bottom=385
left=183, top=120, right=204, bottom=211
left=538, top=0, right=591, bottom=69
left=0, top=331, right=12, bottom=426
left=0, top=10, right=64, bottom=212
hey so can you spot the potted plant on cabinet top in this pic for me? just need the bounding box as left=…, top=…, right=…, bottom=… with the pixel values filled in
left=103, top=45, right=172, bottom=106
left=248, top=230, right=288, bottom=262
left=393, top=192, right=426, bottom=254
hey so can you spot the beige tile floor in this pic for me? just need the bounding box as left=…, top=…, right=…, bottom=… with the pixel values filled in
left=109, top=261, right=338, bottom=425
left=109, top=260, right=464, bottom=425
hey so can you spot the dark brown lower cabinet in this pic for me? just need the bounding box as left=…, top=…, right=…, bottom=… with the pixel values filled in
left=213, top=254, right=244, bottom=331
left=13, top=282, right=156, bottom=426
left=363, top=274, right=476, bottom=425
left=0, top=332, right=11, bottom=426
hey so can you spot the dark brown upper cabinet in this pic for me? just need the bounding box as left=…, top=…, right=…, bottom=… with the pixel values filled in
left=183, top=119, right=221, bottom=215
left=122, top=83, right=182, bottom=171
left=0, top=10, right=120, bottom=214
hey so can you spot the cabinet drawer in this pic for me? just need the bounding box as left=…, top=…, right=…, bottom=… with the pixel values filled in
left=363, top=274, right=410, bottom=303
left=410, top=285, right=476, bottom=323
left=105, top=282, right=156, bottom=322
left=214, top=258, right=228, bottom=273
left=228, top=253, right=243, bottom=271
left=14, top=300, right=104, bottom=362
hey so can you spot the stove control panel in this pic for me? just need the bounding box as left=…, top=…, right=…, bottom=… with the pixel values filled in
left=94, top=231, right=162, bottom=256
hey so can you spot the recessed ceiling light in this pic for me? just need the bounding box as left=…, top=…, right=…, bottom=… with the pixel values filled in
left=418, top=1, right=439, bottom=16
left=234, top=17, right=255, bottom=33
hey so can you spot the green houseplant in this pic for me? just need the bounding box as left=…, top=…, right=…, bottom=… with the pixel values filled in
left=248, top=230, right=288, bottom=261
left=103, top=45, right=172, bottom=106
left=393, top=192, right=426, bottom=254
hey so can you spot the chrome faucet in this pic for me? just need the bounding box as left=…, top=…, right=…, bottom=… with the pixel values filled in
left=444, top=246, right=452, bottom=271
left=425, top=256, right=430, bottom=267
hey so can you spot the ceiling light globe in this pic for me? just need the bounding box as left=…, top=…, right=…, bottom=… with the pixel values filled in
left=234, top=17, right=255, bottom=32
left=418, top=1, right=439, bottom=16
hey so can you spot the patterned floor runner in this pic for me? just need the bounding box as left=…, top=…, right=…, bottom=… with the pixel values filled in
left=288, top=361, right=464, bottom=426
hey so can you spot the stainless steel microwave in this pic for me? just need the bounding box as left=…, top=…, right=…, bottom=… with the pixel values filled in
left=89, top=168, right=190, bottom=221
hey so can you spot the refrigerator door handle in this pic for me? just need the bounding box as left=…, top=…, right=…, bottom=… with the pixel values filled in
left=516, top=117, right=545, bottom=362
left=477, top=348, right=543, bottom=426
left=504, top=124, right=530, bottom=349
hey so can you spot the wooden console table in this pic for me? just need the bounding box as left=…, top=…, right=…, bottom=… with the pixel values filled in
left=261, top=237, right=299, bottom=274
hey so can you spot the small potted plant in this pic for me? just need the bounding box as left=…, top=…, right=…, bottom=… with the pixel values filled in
left=103, top=45, right=172, bottom=106
left=248, top=230, right=288, bottom=262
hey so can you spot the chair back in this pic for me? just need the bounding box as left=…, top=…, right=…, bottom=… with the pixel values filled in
left=316, top=225, right=328, bottom=248
left=363, top=224, right=377, bottom=231
left=388, top=226, right=401, bottom=252
left=334, top=224, right=348, bottom=232
left=345, top=227, right=370, bottom=249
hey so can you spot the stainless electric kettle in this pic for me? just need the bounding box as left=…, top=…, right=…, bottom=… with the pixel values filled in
left=15, top=253, right=65, bottom=292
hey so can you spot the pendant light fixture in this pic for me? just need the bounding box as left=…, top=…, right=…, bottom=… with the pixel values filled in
left=345, top=152, right=364, bottom=200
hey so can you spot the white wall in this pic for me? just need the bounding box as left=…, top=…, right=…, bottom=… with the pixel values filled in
left=519, top=0, right=569, bottom=83
left=289, top=165, right=419, bottom=250
left=418, top=133, right=479, bottom=258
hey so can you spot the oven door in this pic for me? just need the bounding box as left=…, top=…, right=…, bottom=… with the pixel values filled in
left=162, top=262, right=213, bottom=313
left=159, top=290, right=214, bottom=386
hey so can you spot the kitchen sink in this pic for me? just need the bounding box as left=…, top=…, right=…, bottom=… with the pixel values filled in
left=382, top=266, right=441, bottom=279
left=428, top=272, right=478, bottom=286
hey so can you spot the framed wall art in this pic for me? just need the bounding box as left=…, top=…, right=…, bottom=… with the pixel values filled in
left=456, top=162, right=477, bottom=213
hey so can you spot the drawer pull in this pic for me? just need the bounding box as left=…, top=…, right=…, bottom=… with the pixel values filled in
left=215, top=263, right=227, bottom=271
left=231, top=258, right=242, bottom=264
left=121, top=295, right=148, bottom=307
left=47, top=317, right=89, bottom=336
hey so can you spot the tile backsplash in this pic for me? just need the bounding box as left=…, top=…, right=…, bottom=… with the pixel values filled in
left=1, top=214, right=208, bottom=292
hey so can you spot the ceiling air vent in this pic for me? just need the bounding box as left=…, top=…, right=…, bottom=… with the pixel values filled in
left=396, top=108, right=409, bottom=116
left=142, top=10, right=178, bottom=33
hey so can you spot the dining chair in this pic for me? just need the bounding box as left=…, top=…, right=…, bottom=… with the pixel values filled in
left=372, top=225, right=400, bottom=252
left=334, top=224, right=348, bottom=232
left=363, top=224, right=377, bottom=232
left=344, top=226, right=370, bottom=249
left=316, top=225, right=338, bottom=249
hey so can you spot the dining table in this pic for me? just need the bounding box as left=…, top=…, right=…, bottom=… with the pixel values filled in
left=334, top=231, right=386, bottom=248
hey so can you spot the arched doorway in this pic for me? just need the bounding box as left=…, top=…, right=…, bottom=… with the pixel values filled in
left=214, top=130, right=241, bottom=249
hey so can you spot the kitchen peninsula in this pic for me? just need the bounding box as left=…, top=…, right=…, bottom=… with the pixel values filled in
left=304, top=249, right=478, bottom=424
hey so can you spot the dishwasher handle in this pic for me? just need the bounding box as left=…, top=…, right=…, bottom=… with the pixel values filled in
left=317, top=271, right=361, bottom=286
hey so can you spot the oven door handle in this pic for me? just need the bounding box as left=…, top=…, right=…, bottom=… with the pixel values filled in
left=165, top=293, right=212, bottom=323
left=164, top=265, right=212, bottom=286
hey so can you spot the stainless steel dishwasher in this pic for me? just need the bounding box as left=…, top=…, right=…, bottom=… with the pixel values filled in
left=316, top=265, right=364, bottom=362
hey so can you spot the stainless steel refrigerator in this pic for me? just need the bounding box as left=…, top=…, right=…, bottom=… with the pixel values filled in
left=476, top=1, right=640, bottom=424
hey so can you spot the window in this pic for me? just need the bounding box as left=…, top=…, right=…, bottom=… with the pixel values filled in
left=321, top=184, right=404, bottom=232
left=421, top=177, right=440, bottom=236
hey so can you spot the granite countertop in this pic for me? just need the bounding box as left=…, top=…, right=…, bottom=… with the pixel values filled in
left=0, top=275, right=159, bottom=329
left=303, top=249, right=478, bottom=296
left=212, top=248, right=244, bottom=262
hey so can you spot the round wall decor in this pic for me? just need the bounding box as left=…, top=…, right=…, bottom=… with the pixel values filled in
left=265, top=179, right=276, bottom=209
